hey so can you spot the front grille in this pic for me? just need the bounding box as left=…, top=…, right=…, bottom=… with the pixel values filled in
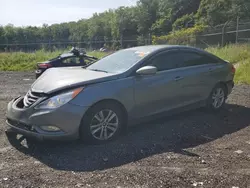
left=23, top=90, right=41, bottom=108
left=7, top=118, right=36, bottom=132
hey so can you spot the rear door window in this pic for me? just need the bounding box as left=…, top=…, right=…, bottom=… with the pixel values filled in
left=178, top=51, right=219, bottom=68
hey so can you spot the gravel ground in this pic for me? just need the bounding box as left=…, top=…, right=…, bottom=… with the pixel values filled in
left=0, top=72, right=250, bottom=188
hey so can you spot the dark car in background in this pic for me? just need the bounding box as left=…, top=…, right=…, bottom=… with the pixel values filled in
left=35, top=48, right=98, bottom=78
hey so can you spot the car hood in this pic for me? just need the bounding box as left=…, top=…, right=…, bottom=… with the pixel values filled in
left=31, top=67, right=118, bottom=94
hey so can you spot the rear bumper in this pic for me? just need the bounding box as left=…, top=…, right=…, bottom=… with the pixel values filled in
left=226, top=80, right=234, bottom=95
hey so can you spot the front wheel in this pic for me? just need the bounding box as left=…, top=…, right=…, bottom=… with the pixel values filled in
left=207, top=84, right=227, bottom=111
left=80, top=102, right=125, bottom=144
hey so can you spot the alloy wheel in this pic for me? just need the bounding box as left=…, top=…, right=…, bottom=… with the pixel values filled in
left=212, top=88, right=225, bottom=109
left=90, top=109, right=119, bottom=140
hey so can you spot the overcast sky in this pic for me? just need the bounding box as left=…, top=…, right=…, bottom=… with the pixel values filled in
left=0, top=0, right=137, bottom=27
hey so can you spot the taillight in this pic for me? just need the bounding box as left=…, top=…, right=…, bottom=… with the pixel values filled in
left=231, top=65, right=236, bottom=74
left=38, top=63, right=52, bottom=69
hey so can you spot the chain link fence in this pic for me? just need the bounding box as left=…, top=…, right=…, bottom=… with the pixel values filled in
left=0, top=34, right=152, bottom=52
left=1, top=18, right=250, bottom=52
left=196, top=18, right=250, bottom=48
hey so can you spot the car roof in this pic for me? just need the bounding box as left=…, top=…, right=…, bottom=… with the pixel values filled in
left=126, top=45, right=177, bottom=52
left=125, top=45, right=206, bottom=54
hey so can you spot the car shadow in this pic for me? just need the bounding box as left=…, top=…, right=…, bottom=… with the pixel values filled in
left=6, top=103, right=250, bottom=172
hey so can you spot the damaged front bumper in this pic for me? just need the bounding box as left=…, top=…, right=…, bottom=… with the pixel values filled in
left=6, top=96, right=87, bottom=141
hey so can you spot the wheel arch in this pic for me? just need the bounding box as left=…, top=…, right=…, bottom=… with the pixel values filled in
left=80, top=98, right=128, bottom=129
left=92, top=99, right=128, bottom=120
left=216, top=82, right=228, bottom=96
left=78, top=98, right=129, bottom=142
left=206, top=82, right=228, bottom=111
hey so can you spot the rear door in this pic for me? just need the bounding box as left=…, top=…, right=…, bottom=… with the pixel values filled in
left=175, top=50, right=224, bottom=104
left=133, top=50, right=184, bottom=118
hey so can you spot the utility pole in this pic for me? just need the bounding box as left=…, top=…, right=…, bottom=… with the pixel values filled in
left=221, top=26, right=225, bottom=47
left=148, top=33, right=152, bottom=45
left=120, top=31, right=123, bottom=49
left=222, top=21, right=229, bottom=47
left=49, top=27, right=52, bottom=52
left=236, top=16, right=240, bottom=44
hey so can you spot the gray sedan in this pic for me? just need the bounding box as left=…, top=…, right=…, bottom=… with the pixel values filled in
left=6, top=45, right=235, bottom=144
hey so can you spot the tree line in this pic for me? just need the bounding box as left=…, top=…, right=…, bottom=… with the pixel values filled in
left=0, top=0, right=249, bottom=51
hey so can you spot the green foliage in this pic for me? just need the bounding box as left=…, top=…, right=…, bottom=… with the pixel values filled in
left=207, top=44, right=250, bottom=84
left=197, top=0, right=250, bottom=26
left=0, top=50, right=60, bottom=71
left=172, top=14, right=195, bottom=31
left=234, top=58, right=250, bottom=84
left=87, top=51, right=109, bottom=59
left=152, top=24, right=207, bottom=45
left=206, top=44, right=250, bottom=64
left=151, top=16, right=172, bottom=35
left=136, top=0, right=160, bottom=35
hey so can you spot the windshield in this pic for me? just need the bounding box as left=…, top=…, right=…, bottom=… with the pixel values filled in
left=60, top=53, right=74, bottom=58
left=86, top=49, right=150, bottom=73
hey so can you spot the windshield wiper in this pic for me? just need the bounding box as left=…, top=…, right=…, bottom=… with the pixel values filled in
left=89, top=69, right=108, bottom=73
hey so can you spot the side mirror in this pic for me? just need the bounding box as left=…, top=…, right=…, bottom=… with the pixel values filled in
left=136, top=66, right=157, bottom=75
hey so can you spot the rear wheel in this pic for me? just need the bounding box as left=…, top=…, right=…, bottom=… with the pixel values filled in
left=207, top=84, right=227, bottom=111
left=80, top=102, right=125, bottom=144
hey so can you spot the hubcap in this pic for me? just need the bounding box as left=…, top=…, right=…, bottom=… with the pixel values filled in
left=212, top=88, right=225, bottom=109
left=90, top=109, right=119, bottom=140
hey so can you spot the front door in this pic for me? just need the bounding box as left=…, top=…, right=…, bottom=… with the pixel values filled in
left=133, top=50, right=184, bottom=118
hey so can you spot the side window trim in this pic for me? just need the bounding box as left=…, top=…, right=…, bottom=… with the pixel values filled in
left=145, top=49, right=179, bottom=66
left=179, top=49, right=220, bottom=68
left=144, top=49, right=180, bottom=72
left=129, top=49, right=180, bottom=77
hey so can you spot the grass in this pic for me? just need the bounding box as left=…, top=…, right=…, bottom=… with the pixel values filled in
left=206, top=44, right=250, bottom=84
left=0, top=50, right=62, bottom=71
left=233, top=58, right=250, bottom=84
left=0, top=44, right=250, bottom=84
left=88, top=51, right=109, bottom=59
left=206, top=44, right=250, bottom=64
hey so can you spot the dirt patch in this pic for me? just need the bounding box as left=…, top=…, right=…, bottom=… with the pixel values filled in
left=0, top=71, right=250, bottom=187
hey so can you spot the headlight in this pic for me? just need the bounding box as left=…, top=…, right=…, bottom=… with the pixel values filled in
left=36, top=88, right=83, bottom=109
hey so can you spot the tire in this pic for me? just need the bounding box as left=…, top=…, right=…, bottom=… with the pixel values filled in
left=207, top=84, right=227, bottom=111
left=79, top=102, right=125, bottom=144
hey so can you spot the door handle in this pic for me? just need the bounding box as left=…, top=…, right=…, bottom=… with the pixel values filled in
left=174, top=76, right=184, bottom=81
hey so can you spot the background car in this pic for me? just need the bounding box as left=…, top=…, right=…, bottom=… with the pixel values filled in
left=35, top=47, right=98, bottom=78
left=6, top=45, right=235, bottom=144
